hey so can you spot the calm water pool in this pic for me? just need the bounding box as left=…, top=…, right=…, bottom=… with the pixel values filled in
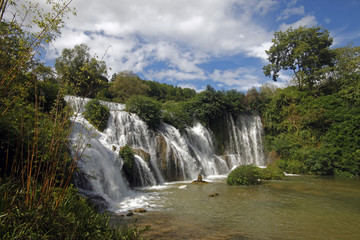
left=113, top=175, right=360, bottom=239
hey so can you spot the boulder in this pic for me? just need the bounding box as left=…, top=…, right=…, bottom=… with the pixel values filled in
left=132, top=148, right=150, bottom=162
left=126, top=210, right=134, bottom=217
left=133, top=208, right=147, bottom=213
left=191, top=174, right=209, bottom=184
left=208, top=193, right=219, bottom=197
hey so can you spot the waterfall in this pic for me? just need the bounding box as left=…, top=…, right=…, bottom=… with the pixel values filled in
left=225, top=113, right=266, bottom=168
left=66, top=96, right=267, bottom=210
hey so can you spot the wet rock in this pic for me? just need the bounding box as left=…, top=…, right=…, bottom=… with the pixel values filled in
left=132, top=148, right=151, bottom=162
left=191, top=174, right=209, bottom=184
left=208, top=193, right=219, bottom=197
left=133, top=208, right=147, bottom=213
left=155, top=134, right=184, bottom=181
left=126, top=210, right=134, bottom=217
left=74, top=170, right=93, bottom=192
left=191, top=180, right=209, bottom=184
left=81, top=192, right=109, bottom=213
left=112, top=145, right=117, bottom=151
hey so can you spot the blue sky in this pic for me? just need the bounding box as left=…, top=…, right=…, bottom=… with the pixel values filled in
left=42, top=0, right=360, bottom=92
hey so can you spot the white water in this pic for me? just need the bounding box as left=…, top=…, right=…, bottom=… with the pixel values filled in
left=66, top=96, right=267, bottom=212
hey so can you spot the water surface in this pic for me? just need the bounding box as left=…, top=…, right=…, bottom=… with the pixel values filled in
left=113, top=176, right=360, bottom=239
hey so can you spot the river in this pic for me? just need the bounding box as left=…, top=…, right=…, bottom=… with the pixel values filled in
left=112, top=175, right=360, bottom=240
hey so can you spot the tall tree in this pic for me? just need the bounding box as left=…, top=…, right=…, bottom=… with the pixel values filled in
left=55, top=43, right=108, bottom=98
left=263, top=26, right=335, bottom=89
left=108, top=71, right=150, bottom=102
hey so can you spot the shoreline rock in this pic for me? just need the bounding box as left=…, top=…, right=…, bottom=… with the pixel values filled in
left=133, top=208, right=147, bottom=213
left=191, top=174, right=209, bottom=184
left=208, top=193, right=219, bottom=197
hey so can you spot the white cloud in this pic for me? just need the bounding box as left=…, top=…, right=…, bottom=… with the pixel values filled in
left=209, top=68, right=262, bottom=91
left=279, top=15, right=318, bottom=31
left=247, top=41, right=273, bottom=61
left=277, top=6, right=305, bottom=21
left=40, top=0, right=298, bottom=90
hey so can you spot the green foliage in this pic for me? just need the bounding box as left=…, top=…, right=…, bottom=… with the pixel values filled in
left=227, top=165, right=261, bottom=186
left=55, top=44, right=108, bottom=98
left=84, top=99, right=110, bottom=132
left=185, top=85, right=226, bottom=127
left=119, top=145, right=135, bottom=176
left=258, top=165, right=285, bottom=180
left=0, top=180, right=144, bottom=240
left=263, top=56, right=360, bottom=177
left=227, top=165, right=285, bottom=186
left=0, top=2, right=144, bottom=239
left=146, top=80, right=196, bottom=102
left=106, top=71, right=196, bottom=103
left=108, top=71, right=150, bottom=103
left=263, top=26, right=335, bottom=88
left=162, top=101, right=193, bottom=131
left=125, top=95, right=161, bottom=130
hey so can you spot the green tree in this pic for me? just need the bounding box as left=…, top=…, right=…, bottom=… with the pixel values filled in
left=125, top=95, right=161, bottom=130
left=108, top=71, right=150, bottom=102
left=185, top=85, right=226, bottom=127
left=55, top=44, right=108, bottom=98
left=84, top=99, right=110, bottom=132
left=263, top=26, right=335, bottom=89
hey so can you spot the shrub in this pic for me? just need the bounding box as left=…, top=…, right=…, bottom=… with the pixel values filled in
left=162, top=101, right=192, bottom=131
left=120, top=145, right=135, bottom=176
left=0, top=179, right=144, bottom=239
left=258, top=164, right=285, bottom=180
left=227, top=165, right=261, bottom=186
left=84, top=99, right=110, bottom=132
left=227, top=165, right=285, bottom=186
left=125, top=95, right=161, bottom=130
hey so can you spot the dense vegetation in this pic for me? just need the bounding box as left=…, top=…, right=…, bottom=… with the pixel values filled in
left=262, top=27, right=360, bottom=178
left=0, top=1, right=142, bottom=239
left=84, top=99, right=110, bottom=132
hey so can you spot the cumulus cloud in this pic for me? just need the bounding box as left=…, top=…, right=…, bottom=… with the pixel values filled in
left=38, top=0, right=319, bottom=90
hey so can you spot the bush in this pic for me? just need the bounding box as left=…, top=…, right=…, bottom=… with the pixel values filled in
left=0, top=179, right=144, bottom=239
left=227, top=165, right=261, bottom=186
left=119, top=145, right=135, bottom=175
left=258, top=164, right=285, bottom=180
left=162, top=101, right=192, bottom=131
left=227, top=165, right=285, bottom=186
left=125, top=95, right=161, bottom=130
left=84, top=99, right=110, bottom=132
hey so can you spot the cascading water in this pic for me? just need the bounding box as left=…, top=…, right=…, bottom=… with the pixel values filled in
left=66, top=96, right=267, bottom=211
left=225, top=113, right=266, bottom=169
